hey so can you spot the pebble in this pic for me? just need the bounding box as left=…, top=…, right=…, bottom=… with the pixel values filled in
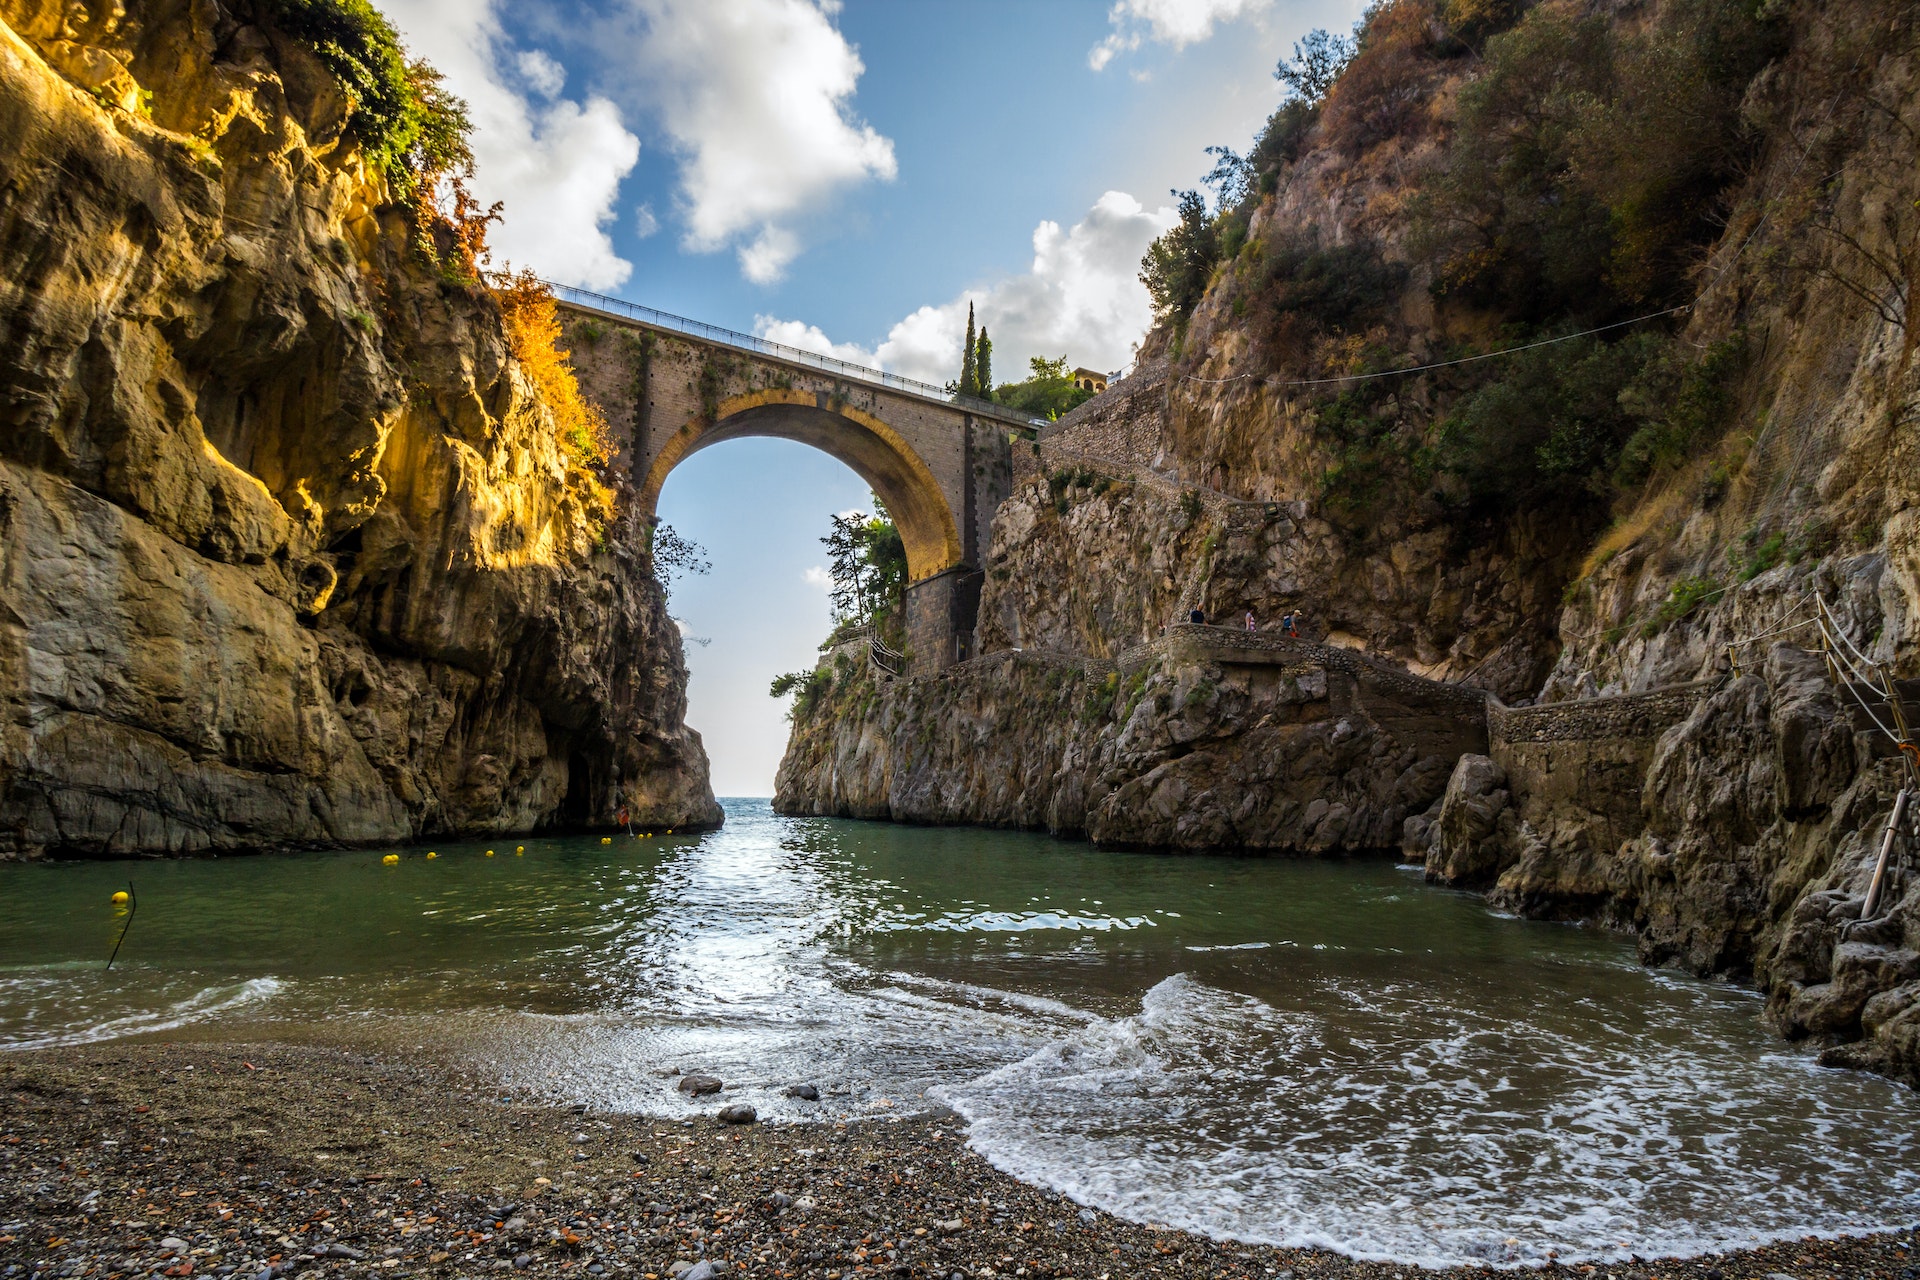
left=4, top=1041, right=1911, bottom=1280
left=784, top=1083, right=820, bottom=1100
left=677, top=1073, right=723, bottom=1096
left=716, top=1103, right=757, bottom=1124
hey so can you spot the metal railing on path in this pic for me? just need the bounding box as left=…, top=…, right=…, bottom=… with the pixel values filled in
left=545, top=282, right=1046, bottom=431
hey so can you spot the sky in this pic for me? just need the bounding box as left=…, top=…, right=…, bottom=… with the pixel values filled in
left=378, top=0, right=1364, bottom=795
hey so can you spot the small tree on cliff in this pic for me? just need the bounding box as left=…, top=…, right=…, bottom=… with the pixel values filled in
left=1141, top=189, right=1220, bottom=322
left=1275, top=28, right=1355, bottom=104
left=822, top=499, right=907, bottom=645
left=974, top=327, right=993, bottom=403
left=648, top=522, right=710, bottom=597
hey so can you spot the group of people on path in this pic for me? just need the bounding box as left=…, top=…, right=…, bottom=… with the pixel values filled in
left=1183, top=607, right=1304, bottom=638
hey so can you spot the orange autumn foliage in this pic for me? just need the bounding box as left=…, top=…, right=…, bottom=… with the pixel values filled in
left=490, top=267, right=613, bottom=468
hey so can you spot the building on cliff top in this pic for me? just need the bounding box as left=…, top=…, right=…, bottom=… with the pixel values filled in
left=1072, top=367, right=1109, bottom=394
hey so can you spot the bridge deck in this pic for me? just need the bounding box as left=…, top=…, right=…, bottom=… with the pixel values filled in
left=548, top=283, right=1046, bottom=433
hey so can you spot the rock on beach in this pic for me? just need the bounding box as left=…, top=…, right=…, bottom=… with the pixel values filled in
left=1, top=1041, right=1913, bottom=1280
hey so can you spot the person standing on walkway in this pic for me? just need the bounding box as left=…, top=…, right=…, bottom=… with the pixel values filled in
left=1189, top=608, right=1205, bottom=625
left=1245, top=610, right=1257, bottom=633
left=1286, top=610, right=1304, bottom=639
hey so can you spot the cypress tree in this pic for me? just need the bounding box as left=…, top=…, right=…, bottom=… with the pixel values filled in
left=959, top=302, right=977, bottom=398
left=975, top=327, right=993, bottom=402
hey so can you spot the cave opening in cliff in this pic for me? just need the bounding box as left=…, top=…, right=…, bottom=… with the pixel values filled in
left=559, top=748, right=598, bottom=829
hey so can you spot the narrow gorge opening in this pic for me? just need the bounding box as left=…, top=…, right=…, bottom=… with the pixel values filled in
left=653, top=437, right=883, bottom=798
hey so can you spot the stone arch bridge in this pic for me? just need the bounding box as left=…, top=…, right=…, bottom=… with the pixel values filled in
left=554, top=285, right=1040, bottom=674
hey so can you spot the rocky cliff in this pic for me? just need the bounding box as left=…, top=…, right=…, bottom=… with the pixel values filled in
left=778, top=0, right=1920, bottom=1083
left=0, top=0, right=719, bottom=858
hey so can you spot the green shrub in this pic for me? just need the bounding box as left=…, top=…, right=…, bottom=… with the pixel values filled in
left=1438, top=332, right=1659, bottom=508
left=769, top=668, right=832, bottom=719
left=1318, top=0, right=1441, bottom=158
left=1613, top=335, right=1747, bottom=486
left=264, top=0, right=472, bottom=198
left=996, top=355, right=1095, bottom=420
left=1738, top=530, right=1785, bottom=581
left=1640, top=576, right=1720, bottom=638
left=1313, top=361, right=1429, bottom=519
left=1411, top=0, right=1781, bottom=319
left=1248, top=100, right=1319, bottom=189
left=1263, top=232, right=1407, bottom=361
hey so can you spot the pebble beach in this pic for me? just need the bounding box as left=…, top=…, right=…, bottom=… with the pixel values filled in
left=2, top=1043, right=1915, bottom=1280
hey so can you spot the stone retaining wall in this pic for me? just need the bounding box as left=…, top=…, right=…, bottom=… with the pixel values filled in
left=1489, top=682, right=1715, bottom=745
left=1118, top=625, right=1493, bottom=712
left=1038, top=360, right=1169, bottom=466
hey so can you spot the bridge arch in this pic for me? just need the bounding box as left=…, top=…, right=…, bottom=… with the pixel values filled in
left=638, top=389, right=964, bottom=583
left=556, top=293, right=1033, bottom=671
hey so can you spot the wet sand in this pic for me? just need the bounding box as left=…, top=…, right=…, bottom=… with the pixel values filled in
left=1, top=1042, right=1914, bottom=1280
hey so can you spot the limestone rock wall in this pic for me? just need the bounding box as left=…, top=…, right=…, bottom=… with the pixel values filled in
left=1418, top=622, right=1920, bottom=1084
left=0, top=0, right=718, bottom=857
left=774, top=0, right=1920, bottom=1084
left=776, top=627, right=1483, bottom=854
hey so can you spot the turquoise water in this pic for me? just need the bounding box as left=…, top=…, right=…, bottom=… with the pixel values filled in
left=2, top=799, right=1917, bottom=1265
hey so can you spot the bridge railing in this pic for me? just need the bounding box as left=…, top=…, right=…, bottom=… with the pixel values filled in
left=545, top=281, right=1046, bottom=431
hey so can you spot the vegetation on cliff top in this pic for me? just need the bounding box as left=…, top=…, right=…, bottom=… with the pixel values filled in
left=262, top=0, right=471, bottom=199
left=1142, top=0, right=1783, bottom=525
left=262, top=2, right=619, bottom=489
left=996, top=356, right=1097, bottom=420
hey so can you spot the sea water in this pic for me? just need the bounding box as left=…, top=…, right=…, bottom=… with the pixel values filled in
left=3, top=799, right=1917, bottom=1265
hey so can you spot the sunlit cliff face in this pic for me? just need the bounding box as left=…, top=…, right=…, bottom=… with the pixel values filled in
left=0, top=0, right=717, bottom=855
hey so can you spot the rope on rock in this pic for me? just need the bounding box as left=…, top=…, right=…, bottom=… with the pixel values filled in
left=1812, top=593, right=1919, bottom=921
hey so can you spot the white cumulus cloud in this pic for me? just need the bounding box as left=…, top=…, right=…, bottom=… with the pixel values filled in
left=1091, top=0, right=1272, bottom=69
left=610, top=0, right=896, bottom=283
left=515, top=49, right=567, bottom=98
left=380, top=0, right=641, bottom=290
left=801, top=566, right=834, bottom=591
left=754, top=191, right=1176, bottom=389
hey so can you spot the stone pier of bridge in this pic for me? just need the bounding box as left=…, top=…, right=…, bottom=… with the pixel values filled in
left=557, top=294, right=1038, bottom=674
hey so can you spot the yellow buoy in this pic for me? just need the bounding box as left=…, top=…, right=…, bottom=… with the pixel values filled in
left=600, top=836, right=612, bottom=845
left=426, top=851, right=438, bottom=860
left=111, top=890, right=129, bottom=904
left=667, top=829, right=674, bottom=835
left=382, top=854, right=399, bottom=866
left=515, top=846, right=524, bottom=855
left=486, top=849, right=495, bottom=857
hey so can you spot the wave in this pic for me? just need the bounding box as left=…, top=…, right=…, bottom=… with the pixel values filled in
left=934, top=973, right=1920, bottom=1268
left=0, top=974, right=287, bottom=1050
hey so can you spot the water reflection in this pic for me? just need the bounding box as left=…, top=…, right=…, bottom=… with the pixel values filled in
left=2, top=800, right=1917, bottom=1264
